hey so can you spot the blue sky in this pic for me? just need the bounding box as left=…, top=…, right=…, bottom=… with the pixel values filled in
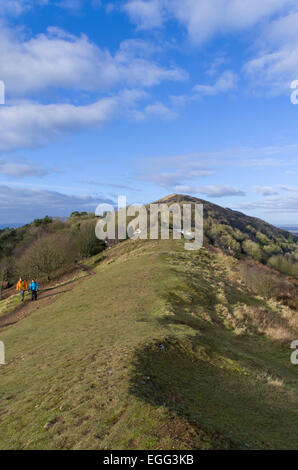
left=0, top=0, right=298, bottom=225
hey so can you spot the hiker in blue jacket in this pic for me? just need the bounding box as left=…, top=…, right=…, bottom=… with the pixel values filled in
left=28, top=279, right=39, bottom=301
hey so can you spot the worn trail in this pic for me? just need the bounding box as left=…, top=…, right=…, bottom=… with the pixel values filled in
left=0, top=265, right=96, bottom=330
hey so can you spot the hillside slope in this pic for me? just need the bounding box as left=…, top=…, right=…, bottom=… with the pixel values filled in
left=157, top=193, right=297, bottom=240
left=156, top=194, right=298, bottom=277
left=0, top=238, right=297, bottom=449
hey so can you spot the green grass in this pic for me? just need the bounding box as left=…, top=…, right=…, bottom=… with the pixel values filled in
left=0, top=269, right=89, bottom=320
left=0, top=292, right=26, bottom=319
left=0, top=239, right=297, bottom=449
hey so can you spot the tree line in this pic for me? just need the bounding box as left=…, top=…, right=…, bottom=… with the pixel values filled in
left=0, top=213, right=106, bottom=298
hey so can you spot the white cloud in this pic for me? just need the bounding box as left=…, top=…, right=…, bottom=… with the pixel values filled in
left=176, top=184, right=246, bottom=198
left=140, top=168, right=214, bottom=187
left=136, top=144, right=298, bottom=198
left=0, top=160, right=48, bottom=178
left=124, top=0, right=296, bottom=43
left=0, top=0, right=102, bottom=16
left=206, top=56, right=228, bottom=76
left=169, top=70, right=238, bottom=106
left=0, top=27, right=187, bottom=96
left=88, top=180, right=137, bottom=191
left=0, top=184, right=114, bottom=223
left=57, top=0, right=84, bottom=11
left=139, top=145, right=298, bottom=174
left=0, top=0, right=48, bottom=17
left=193, top=71, right=238, bottom=96
left=254, top=185, right=298, bottom=196
left=170, top=0, right=296, bottom=44
left=245, top=44, right=298, bottom=93
left=123, top=0, right=163, bottom=30
left=244, top=9, right=298, bottom=92
left=136, top=101, right=177, bottom=120
left=123, top=1, right=298, bottom=95
left=56, top=0, right=106, bottom=12
left=254, top=186, right=279, bottom=196
left=262, top=11, right=298, bottom=47
left=0, top=0, right=28, bottom=16
left=0, top=26, right=188, bottom=151
left=232, top=195, right=298, bottom=214
left=0, top=90, right=144, bottom=152
left=278, top=185, right=298, bottom=192
left=238, top=158, right=292, bottom=168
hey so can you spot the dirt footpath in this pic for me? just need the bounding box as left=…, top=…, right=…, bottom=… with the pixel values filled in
left=0, top=264, right=96, bottom=330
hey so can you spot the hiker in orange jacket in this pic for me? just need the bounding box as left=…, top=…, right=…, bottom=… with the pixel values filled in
left=16, top=277, right=28, bottom=301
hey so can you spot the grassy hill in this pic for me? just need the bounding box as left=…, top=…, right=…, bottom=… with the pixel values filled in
left=0, top=233, right=297, bottom=449
left=156, top=194, right=298, bottom=277
left=0, top=194, right=297, bottom=288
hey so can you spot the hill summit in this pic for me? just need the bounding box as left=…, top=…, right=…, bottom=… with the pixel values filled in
left=153, top=194, right=298, bottom=278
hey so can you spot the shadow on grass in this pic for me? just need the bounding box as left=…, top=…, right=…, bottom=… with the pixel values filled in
left=128, top=262, right=298, bottom=449
left=128, top=332, right=298, bottom=449
left=39, top=289, right=71, bottom=300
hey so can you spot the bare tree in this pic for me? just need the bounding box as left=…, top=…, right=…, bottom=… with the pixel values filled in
left=18, top=232, right=78, bottom=280
left=0, top=258, right=14, bottom=300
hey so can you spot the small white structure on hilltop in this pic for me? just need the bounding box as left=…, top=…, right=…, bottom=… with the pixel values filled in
left=133, top=228, right=142, bottom=236
left=173, top=228, right=193, bottom=238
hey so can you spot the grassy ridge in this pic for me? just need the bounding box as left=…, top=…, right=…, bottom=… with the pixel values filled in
left=0, top=239, right=297, bottom=449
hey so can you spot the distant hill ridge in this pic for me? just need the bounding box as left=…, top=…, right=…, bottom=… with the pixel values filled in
left=0, top=194, right=297, bottom=280
left=156, top=193, right=297, bottom=239
left=153, top=194, right=298, bottom=278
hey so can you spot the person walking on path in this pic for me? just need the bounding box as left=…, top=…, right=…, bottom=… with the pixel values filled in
left=16, top=277, right=28, bottom=301
left=28, top=279, right=39, bottom=301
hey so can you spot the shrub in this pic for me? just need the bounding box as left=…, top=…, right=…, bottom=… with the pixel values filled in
left=18, top=232, right=78, bottom=280
left=33, top=215, right=52, bottom=227
left=268, top=254, right=298, bottom=278
left=242, top=240, right=264, bottom=262
left=263, top=244, right=282, bottom=256
left=75, top=220, right=106, bottom=258
left=239, top=262, right=296, bottom=299
left=239, top=264, right=276, bottom=298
